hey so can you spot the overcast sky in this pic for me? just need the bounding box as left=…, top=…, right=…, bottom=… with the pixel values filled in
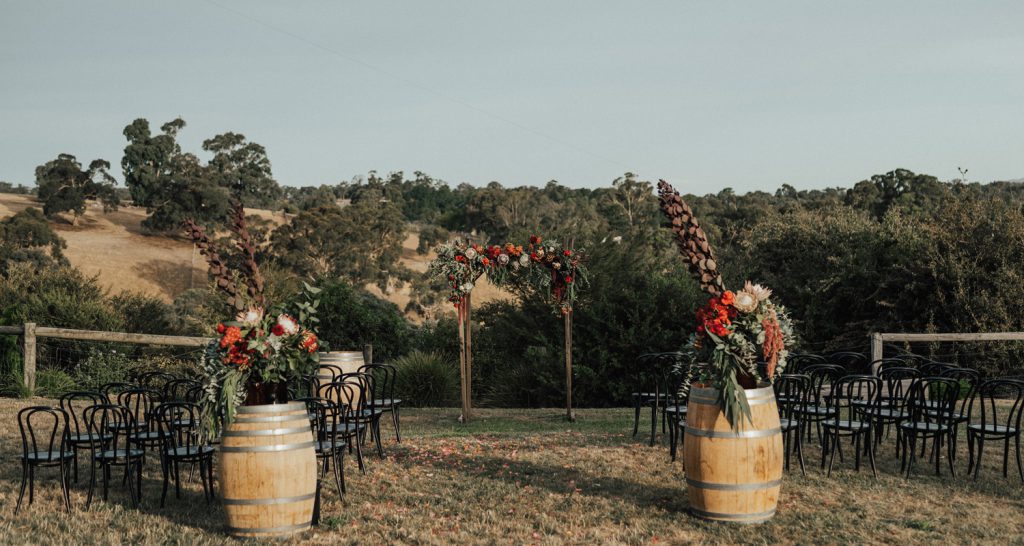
left=1, top=1, right=1022, bottom=193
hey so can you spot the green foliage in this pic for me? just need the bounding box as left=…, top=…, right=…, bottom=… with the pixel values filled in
left=35, top=153, right=119, bottom=223
left=0, top=207, right=68, bottom=273
left=0, top=263, right=122, bottom=331
left=202, top=132, right=281, bottom=209
left=110, top=292, right=178, bottom=334
left=270, top=201, right=408, bottom=291
left=315, top=280, right=412, bottom=362
left=391, top=350, right=459, bottom=407
left=71, top=349, right=136, bottom=390
left=35, top=368, right=77, bottom=397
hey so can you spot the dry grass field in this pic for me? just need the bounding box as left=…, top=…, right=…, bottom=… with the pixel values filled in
left=0, top=398, right=1022, bottom=545
left=0, top=194, right=510, bottom=319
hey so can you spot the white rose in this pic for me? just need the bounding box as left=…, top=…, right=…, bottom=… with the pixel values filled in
left=519, top=254, right=530, bottom=266
left=497, top=254, right=510, bottom=265
left=464, top=248, right=478, bottom=260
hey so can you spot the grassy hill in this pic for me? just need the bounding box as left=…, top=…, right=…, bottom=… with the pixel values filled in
left=0, top=193, right=508, bottom=320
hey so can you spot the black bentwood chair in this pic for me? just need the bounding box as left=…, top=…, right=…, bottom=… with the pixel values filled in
left=966, top=379, right=1024, bottom=481
left=152, top=402, right=215, bottom=506
left=59, top=390, right=106, bottom=483
left=795, top=364, right=843, bottom=443
left=774, top=374, right=810, bottom=475
left=321, top=380, right=367, bottom=474
left=16, top=406, right=73, bottom=514
left=899, top=377, right=960, bottom=478
left=297, top=396, right=348, bottom=501
left=83, top=404, right=145, bottom=508
left=359, top=363, right=403, bottom=443
left=820, top=375, right=879, bottom=477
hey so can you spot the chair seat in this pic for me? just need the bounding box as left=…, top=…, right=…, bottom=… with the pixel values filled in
left=796, top=406, right=836, bottom=417
left=372, top=399, right=402, bottom=406
left=823, top=419, right=870, bottom=431
left=24, top=450, right=74, bottom=462
left=358, top=408, right=388, bottom=417
left=315, top=439, right=347, bottom=453
left=130, top=430, right=167, bottom=442
left=899, top=421, right=949, bottom=433
left=95, top=448, right=145, bottom=461
left=166, top=445, right=215, bottom=458
left=327, top=423, right=366, bottom=434
left=663, top=405, right=687, bottom=416
left=68, top=432, right=110, bottom=444
left=968, top=424, right=1018, bottom=436
left=780, top=418, right=800, bottom=431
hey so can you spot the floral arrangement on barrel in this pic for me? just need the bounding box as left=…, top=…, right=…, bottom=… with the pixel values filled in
left=184, top=201, right=322, bottom=436
left=658, top=180, right=794, bottom=429
left=427, top=235, right=587, bottom=315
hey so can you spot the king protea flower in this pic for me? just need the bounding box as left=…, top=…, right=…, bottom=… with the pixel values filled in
left=276, top=313, right=300, bottom=335
left=235, top=306, right=264, bottom=325
left=733, top=290, right=758, bottom=313
left=744, top=281, right=773, bottom=302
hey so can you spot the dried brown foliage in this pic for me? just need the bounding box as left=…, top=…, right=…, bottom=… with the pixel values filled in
left=657, top=179, right=725, bottom=296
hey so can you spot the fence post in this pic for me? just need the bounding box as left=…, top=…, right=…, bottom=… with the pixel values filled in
left=23, top=322, right=36, bottom=392
left=364, top=343, right=373, bottom=365
left=870, top=332, right=883, bottom=375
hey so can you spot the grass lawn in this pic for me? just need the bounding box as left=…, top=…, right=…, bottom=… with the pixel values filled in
left=0, top=398, right=1022, bottom=545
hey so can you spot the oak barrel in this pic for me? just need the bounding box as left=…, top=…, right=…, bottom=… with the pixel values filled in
left=219, top=402, right=317, bottom=538
left=317, top=350, right=365, bottom=403
left=682, top=384, right=783, bottom=524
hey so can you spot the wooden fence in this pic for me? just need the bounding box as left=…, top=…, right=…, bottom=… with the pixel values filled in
left=869, top=331, right=1024, bottom=372
left=0, top=323, right=213, bottom=391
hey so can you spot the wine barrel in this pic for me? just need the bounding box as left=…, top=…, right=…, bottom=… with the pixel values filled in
left=219, top=402, right=317, bottom=538
left=317, top=350, right=365, bottom=403
left=683, top=384, right=783, bottom=524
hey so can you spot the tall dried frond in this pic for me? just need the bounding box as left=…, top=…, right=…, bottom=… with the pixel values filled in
left=657, top=179, right=725, bottom=296
left=183, top=218, right=243, bottom=309
left=228, top=200, right=265, bottom=307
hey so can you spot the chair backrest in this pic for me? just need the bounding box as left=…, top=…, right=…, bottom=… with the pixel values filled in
left=828, top=375, right=880, bottom=420
left=803, top=364, right=844, bottom=406
left=99, top=382, right=135, bottom=404
left=59, top=391, right=104, bottom=439
left=905, top=377, right=960, bottom=425
left=786, top=353, right=826, bottom=374
left=940, top=367, right=980, bottom=413
left=918, top=361, right=956, bottom=377
left=358, top=363, right=396, bottom=404
left=774, top=374, right=811, bottom=420
left=152, top=402, right=203, bottom=453
left=966, top=379, right=1024, bottom=433
left=322, top=380, right=362, bottom=432
left=18, top=406, right=69, bottom=461
left=118, top=388, right=162, bottom=430
left=134, top=371, right=178, bottom=390
left=829, top=351, right=868, bottom=372
left=295, top=396, right=340, bottom=444
left=82, top=403, right=135, bottom=453
left=163, top=379, right=202, bottom=402
left=872, top=358, right=911, bottom=374
left=878, top=367, right=920, bottom=406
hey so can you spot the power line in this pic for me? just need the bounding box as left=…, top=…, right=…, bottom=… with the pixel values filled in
left=202, top=0, right=626, bottom=172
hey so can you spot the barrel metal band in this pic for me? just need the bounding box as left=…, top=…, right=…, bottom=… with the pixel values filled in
left=690, top=507, right=776, bottom=523
left=222, top=427, right=310, bottom=437
left=222, top=492, right=316, bottom=506
left=220, top=441, right=315, bottom=453
left=689, top=395, right=775, bottom=407
left=226, top=522, right=311, bottom=535
left=684, top=426, right=781, bottom=439
left=234, top=415, right=305, bottom=423
left=236, top=402, right=304, bottom=414
left=685, top=477, right=782, bottom=491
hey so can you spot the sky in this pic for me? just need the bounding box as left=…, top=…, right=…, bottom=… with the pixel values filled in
left=1, top=1, right=1023, bottom=194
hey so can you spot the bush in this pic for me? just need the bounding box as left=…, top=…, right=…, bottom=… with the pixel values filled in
left=71, top=349, right=136, bottom=390
left=391, top=350, right=459, bottom=407
left=36, top=368, right=77, bottom=397
left=111, top=292, right=178, bottom=335
left=315, top=280, right=412, bottom=361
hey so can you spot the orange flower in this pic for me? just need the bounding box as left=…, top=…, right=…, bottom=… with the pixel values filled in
left=219, top=326, right=242, bottom=349
left=720, top=291, right=735, bottom=306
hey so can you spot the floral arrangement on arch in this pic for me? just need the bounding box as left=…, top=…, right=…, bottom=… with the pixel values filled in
left=658, top=180, right=793, bottom=430
left=427, top=235, right=588, bottom=315
left=184, top=201, right=323, bottom=436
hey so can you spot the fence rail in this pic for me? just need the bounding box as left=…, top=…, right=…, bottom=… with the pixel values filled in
left=869, top=331, right=1024, bottom=372
left=0, top=323, right=213, bottom=391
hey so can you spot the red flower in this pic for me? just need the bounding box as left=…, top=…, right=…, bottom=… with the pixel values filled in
left=721, top=291, right=735, bottom=306
left=565, top=275, right=574, bottom=284
left=487, top=246, right=502, bottom=259
left=216, top=323, right=226, bottom=334
left=481, top=257, right=491, bottom=267
left=530, top=252, right=540, bottom=262
left=300, top=331, right=318, bottom=353
left=529, top=235, right=542, bottom=245
left=563, top=250, right=572, bottom=257
left=219, top=326, right=242, bottom=349
left=455, top=255, right=465, bottom=263
left=271, top=324, right=286, bottom=336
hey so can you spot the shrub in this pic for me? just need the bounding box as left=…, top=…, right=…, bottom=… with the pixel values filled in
left=111, top=292, right=178, bottom=335
left=36, top=368, right=77, bottom=397
left=315, top=280, right=412, bottom=361
left=71, top=349, right=136, bottom=390
left=391, top=350, right=459, bottom=407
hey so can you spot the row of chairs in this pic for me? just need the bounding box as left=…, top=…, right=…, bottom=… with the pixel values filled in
left=16, top=363, right=405, bottom=515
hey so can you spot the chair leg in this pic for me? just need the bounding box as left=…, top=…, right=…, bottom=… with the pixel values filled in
left=967, top=431, right=976, bottom=474
left=906, top=433, right=918, bottom=478
left=206, top=457, right=216, bottom=500
left=649, top=401, right=657, bottom=447
left=934, top=434, right=942, bottom=476
left=15, top=463, right=28, bottom=515
left=28, top=466, right=34, bottom=505
left=854, top=434, right=862, bottom=472
left=391, top=405, right=401, bottom=443
left=826, top=430, right=839, bottom=477
left=1003, top=437, right=1011, bottom=478
left=974, top=437, right=986, bottom=480
left=198, top=459, right=210, bottom=504
left=373, top=418, right=385, bottom=458
left=795, top=428, right=806, bottom=476
left=947, top=433, right=957, bottom=477
left=160, top=457, right=170, bottom=507
left=86, top=459, right=97, bottom=509
left=60, top=459, right=72, bottom=513
left=866, top=429, right=877, bottom=478
left=136, top=460, right=144, bottom=506
left=353, top=433, right=366, bottom=474
left=331, top=452, right=344, bottom=500
left=632, top=399, right=641, bottom=437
